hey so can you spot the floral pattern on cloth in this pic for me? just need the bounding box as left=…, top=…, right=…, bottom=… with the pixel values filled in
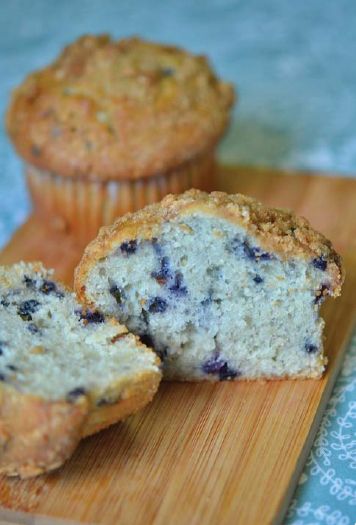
left=286, top=333, right=356, bottom=525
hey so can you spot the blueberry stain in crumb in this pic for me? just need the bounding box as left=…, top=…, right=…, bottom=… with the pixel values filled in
left=109, top=284, right=125, bottom=305
left=243, top=240, right=272, bottom=262
left=148, top=297, right=168, bottom=314
left=40, top=279, right=63, bottom=296
left=151, top=256, right=171, bottom=283
left=24, top=275, right=64, bottom=297
left=312, top=257, right=327, bottom=271
left=218, top=363, right=239, bottom=381
left=120, top=240, right=137, bottom=255
left=305, top=343, right=318, bottom=353
left=201, top=292, right=222, bottom=308
left=152, top=238, right=163, bottom=256
left=229, top=235, right=242, bottom=254
left=202, top=355, right=239, bottom=381
left=201, top=295, right=212, bottom=307
left=202, top=355, right=224, bottom=374
left=0, top=374, right=5, bottom=382
left=314, top=284, right=330, bottom=305
left=66, top=387, right=87, bottom=403
left=169, top=272, right=188, bottom=295
left=80, top=310, right=105, bottom=324
left=0, top=298, right=9, bottom=307
left=7, top=364, right=18, bottom=372
left=230, top=236, right=272, bottom=262
left=27, top=323, right=40, bottom=334
left=24, top=275, right=36, bottom=288
left=17, top=299, right=40, bottom=321
left=151, top=254, right=187, bottom=295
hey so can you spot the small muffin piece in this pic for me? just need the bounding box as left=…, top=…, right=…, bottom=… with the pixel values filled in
left=75, top=189, right=344, bottom=382
left=6, top=35, right=234, bottom=240
left=0, top=262, right=161, bottom=478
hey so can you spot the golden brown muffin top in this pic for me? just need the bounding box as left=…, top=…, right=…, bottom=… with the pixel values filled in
left=6, top=35, right=235, bottom=180
left=75, top=189, right=344, bottom=302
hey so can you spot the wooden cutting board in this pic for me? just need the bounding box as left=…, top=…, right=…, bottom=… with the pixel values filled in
left=0, top=166, right=355, bottom=525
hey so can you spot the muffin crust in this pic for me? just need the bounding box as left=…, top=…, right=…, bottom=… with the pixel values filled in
left=6, top=35, right=234, bottom=180
left=75, top=189, right=344, bottom=300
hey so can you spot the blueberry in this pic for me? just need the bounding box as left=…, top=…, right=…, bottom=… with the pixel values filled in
left=109, top=284, right=125, bottom=305
left=229, top=235, right=242, bottom=253
left=120, top=240, right=137, bottom=255
left=202, top=354, right=239, bottom=381
left=257, top=249, right=272, bottom=261
left=312, top=257, right=327, bottom=271
left=27, top=323, right=40, bottom=334
left=148, top=297, right=168, bottom=314
left=0, top=298, right=9, bottom=307
left=66, top=387, right=86, bottom=403
left=79, top=310, right=105, bottom=323
left=160, top=257, right=171, bottom=278
left=305, top=343, right=318, bottom=353
left=229, top=236, right=246, bottom=256
left=152, top=238, right=163, bottom=256
left=314, top=284, right=330, bottom=305
left=202, top=355, right=224, bottom=375
left=17, top=300, right=40, bottom=321
left=140, top=333, right=154, bottom=348
left=0, top=341, right=5, bottom=356
left=151, top=255, right=187, bottom=296
left=0, top=374, right=5, bottom=382
left=169, top=272, right=188, bottom=296
left=201, top=295, right=212, bottom=307
left=218, top=363, right=239, bottom=381
left=161, top=67, right=175, bottom=77
left=23, top=275, right=36, bottom=288
left=253, top=275, right=263, bottom=284
left=243, top=240, right=272, bottom=262
left=151, top=256, right=171, bottom=283
left=40, top=280, right=61, bottom=296
left=230, top=236, right=272, bottom=262
left=23, top=275, right=64, bottom=297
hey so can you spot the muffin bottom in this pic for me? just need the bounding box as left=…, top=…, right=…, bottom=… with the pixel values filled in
left=25, top=152, right=216, bottom=242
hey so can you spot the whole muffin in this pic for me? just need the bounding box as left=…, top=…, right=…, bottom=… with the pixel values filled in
left=6, top=35, right=235, bottom=240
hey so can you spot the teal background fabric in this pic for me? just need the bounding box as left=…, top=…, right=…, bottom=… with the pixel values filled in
left=0, top=2, right=355, bottom=523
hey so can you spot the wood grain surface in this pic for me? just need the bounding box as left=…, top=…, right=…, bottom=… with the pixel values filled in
left=0, top=166, right=355, bottom=525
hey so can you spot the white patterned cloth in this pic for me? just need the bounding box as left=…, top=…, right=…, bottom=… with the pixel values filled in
left=286, top=334, right=356, bottom=525
left=0, top=2, right=355, bottom=523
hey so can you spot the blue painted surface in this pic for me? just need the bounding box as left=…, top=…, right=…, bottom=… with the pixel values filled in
left=0, top=2, right=355, bottom=523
